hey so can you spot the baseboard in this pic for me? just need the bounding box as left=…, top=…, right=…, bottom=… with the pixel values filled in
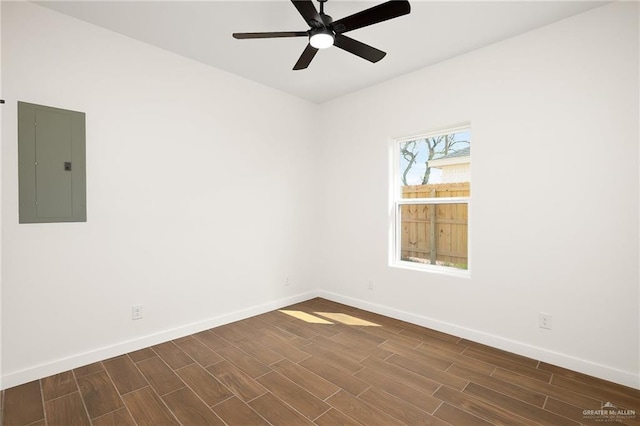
left=1, top=291, right=317, bottom=390
left=318, top=290, right=640, bottom=390
left=4, top=289, right=638, bottom=391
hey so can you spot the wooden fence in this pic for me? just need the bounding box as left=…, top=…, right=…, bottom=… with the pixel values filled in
left=401, top=182, right=470, bottom=268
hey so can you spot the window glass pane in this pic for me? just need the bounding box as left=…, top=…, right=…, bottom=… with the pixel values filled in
left=399, top=130, right=470, bottom=198
left=399, top=203, right=468, bottom=270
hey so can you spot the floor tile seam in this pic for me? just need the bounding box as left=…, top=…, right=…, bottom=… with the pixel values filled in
left=359, top=358, right=440, bottom=395
left=109, top=378, right=151, bottom=399
left=242, top=389, right=269, bottom=405
left=40, top=385, right=82, bottom=404
left=88, top=406, right=128, bottom=425
left=542, top=395, right=550, bottom=409
left=92, top=361, right=136, bottom=424
left=209, top=393, right=237, bottom=409
left=232, top=337, right=288, bottom=365
left=246, top=350, right=285, bottom=368
left=542, top=367, right=640, bottom=400
left=135, top=351, right=190, bottom=396
left=431, top=383, right=444, bottom=397
left=209, top=329, right=239, bottom=348
left=461, top=351, right=544, bottom=379
left=201, top=357, right=226, bottom=370
left=443, top=360, right=456, bottom=373
left=157, top=384, right=188, bottom=398
left=123, top=353, right=152, bottom=393
left=415, top=340, right=475, bottom=363
left=37, top=377, right=48, bottom=426
left=387, top=353, right=467, bottom=385
left=126, top=381, right=183, bottom=426
left=40, top=373, right=77, bottom=402
left=550, top=374, right=640, bottom=407
left=460, top=381, right=576, bottom=424
left=252, top=388, right=322, bottom=424
left=322, top=388, right=343, bottom=402
left=223, top=340, right=277, bottom=367
left=532, top=395, right=588, bottom=426
left=378, top=355, right=443, bottom=390
left=449, top=367, right=548, bottom=407
left=547, top=374, right=615, bottom=406
left=214, top=393, right=275, bottom=426
left=361, top=400, right=423, bottom=426
left=269, top=359, right=342, bottom=399
left=69, top=369, right=92, bottom=425
left=491, top=367, right=607, bottom=409
left=176, top=334, right=231, bottom=369
left=213, top=356, right=270, bottom=382
left=542, top=393, right=616, bottom=425
left=451, top=388, right=545, bottom=426
left=430, top=399, right=446, bottom=418
left=379, top=346, right=394, bottom=361
left=168, top=362, right=236, bottom=414
left=253, top=368, right=275, bottom=382
left=190, top=330, right=227, bottom=352
left=392, top=347, right=456, bottom=372
left=546, top=371, right=553, bottom=384
left=366, top=385, right=442, bottom=417
left=310, top=406, right=333, bottom=423
left=341, top=385, right=415, bottom=426
left=464, top=346, right=541, bottom=372
left=434, top=400, right=495, bottom=426
left=153, top=342, right=198, bottom=371
left=72, top=365, right=105, bottom=380
left=260, top=370, right=337, bottom=419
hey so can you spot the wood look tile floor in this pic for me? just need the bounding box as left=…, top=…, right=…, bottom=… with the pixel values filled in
left=2, top=298, right=639, bottom=425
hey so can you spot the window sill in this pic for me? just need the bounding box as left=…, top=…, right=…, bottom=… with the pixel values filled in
left=390, top=260, right=471, bottom=279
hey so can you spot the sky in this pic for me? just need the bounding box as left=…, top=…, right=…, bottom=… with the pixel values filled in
left=399, top=129, right=470, bottom=186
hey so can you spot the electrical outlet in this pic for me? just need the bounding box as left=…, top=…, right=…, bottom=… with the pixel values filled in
left=538, top=312, right=552, bottom=330
left=368, top=280, right=374, bottom=290
left=132, top=305, right=143, bottom=320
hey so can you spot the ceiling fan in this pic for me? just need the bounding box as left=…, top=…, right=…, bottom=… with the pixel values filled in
left=232, top=0, right=411, bottom=70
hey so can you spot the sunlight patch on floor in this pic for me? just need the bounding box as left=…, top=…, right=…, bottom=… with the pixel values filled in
left=278, top=310, right=334, bottom=324
left=314, top=312, right=381, bottom=327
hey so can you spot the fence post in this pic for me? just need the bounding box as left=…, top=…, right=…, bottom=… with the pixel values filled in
left=429, top=188, right=437, bottom=265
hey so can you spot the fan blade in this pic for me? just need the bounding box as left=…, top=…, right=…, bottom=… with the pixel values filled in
left=332, top=0, right=410, bottom=34
left=293, top=43, right=318, bottom=70
left=333, top=34, right=386, bottom=63
left=291, top=0, right=323, bottom=26
left=233, top=31, right=307, bottom=39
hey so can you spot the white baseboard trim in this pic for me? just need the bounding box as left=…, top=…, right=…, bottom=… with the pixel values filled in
left=318, top=290, right=640, bottom=390
left=4, top=289, right=638, bottom=391
left=1, top=291, right=317, bottom=390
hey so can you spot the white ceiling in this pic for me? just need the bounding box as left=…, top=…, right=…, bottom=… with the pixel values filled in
left=37, top=1, right=607, bottom=103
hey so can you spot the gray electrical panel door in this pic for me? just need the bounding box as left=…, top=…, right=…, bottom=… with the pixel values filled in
left=18, top=102, right=86, bottom=223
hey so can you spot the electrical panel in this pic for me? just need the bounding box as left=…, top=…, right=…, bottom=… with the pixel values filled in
left=18, top=101, right=86, bottom=223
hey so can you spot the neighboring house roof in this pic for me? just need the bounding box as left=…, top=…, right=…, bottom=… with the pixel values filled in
left=440, top=147, right=470, bottom=159
left=428, top=147, right=470, bottom=168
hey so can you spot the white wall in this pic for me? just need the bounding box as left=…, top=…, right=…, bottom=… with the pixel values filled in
left=1, top=1, right=319, bottom=387
left=1, top=1, right=638, bottom=390
left=0, top=0, right=3, bottom=392
left=315, top=2, right=639, bottom=388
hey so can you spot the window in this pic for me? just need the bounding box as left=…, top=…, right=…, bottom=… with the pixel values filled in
left=390, top=125, right=470, bottom=275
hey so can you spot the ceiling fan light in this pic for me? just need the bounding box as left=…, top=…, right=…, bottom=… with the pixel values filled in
left=310, top=30, right=334, bottom=49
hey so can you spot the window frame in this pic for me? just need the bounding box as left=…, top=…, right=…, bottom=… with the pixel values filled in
left=389, top=124, right=471, bottom=277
